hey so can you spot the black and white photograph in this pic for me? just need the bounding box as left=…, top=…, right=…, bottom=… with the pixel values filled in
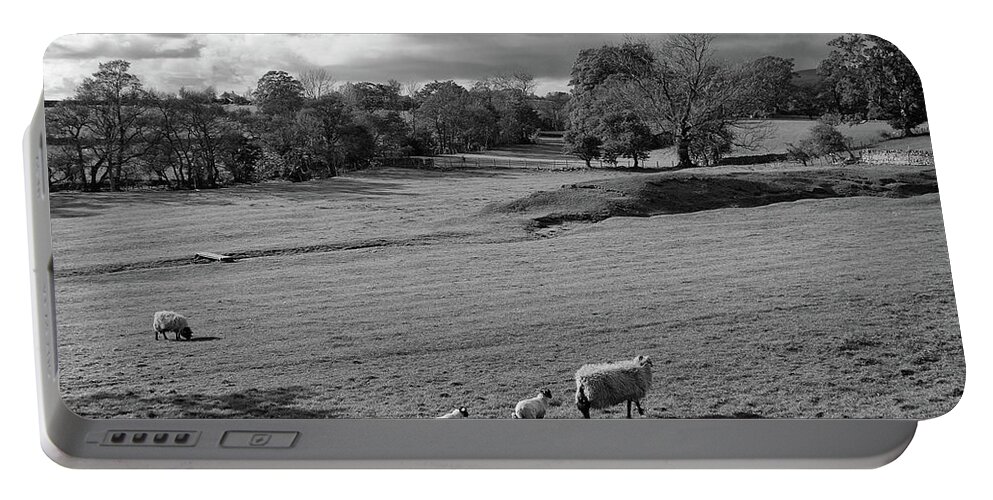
left=43, top=33, right=965, bottom=419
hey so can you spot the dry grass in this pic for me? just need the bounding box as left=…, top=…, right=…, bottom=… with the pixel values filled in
left=51, top=164, right=963, bottom=419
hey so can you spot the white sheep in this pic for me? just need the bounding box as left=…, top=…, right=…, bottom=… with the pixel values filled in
left=153, top=311, right=194, bottom=341
left=512, top=389, right=553, bottom=419
left=436, top=406, right=469, bottom=419
left=574, top=355, right=653, bottom=418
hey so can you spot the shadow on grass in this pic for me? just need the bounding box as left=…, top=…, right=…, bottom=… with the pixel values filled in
left=235, top=176, right=415, bottom=201
left=67, top=385, right=343, bottom=419
left=186, top=336, right=222, bottom=342
left=50, top=189, right=239, bottom=218
left=49, top=165, right=527, bottom=218
left=357, top=166, right=517, bottom=181
left=50, top=175, right=416, bottom=216
left=718, top=153, right=789, bottom=166
left=488, top=167, right=941, bottom=228
left=50, top=196, right=125, bottom=218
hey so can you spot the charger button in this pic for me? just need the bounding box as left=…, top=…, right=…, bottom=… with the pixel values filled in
left=220, top=431, right=298, bottom=448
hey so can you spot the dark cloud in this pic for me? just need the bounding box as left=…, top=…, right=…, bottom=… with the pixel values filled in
left=46, top=34, right=205, bottom=60
left=44, top=34, right=843, bottom=99
left=319, top=34, right=837, bottom=84
left=710, top=33, right=839, bottom=69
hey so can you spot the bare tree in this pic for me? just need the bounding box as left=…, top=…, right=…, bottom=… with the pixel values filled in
left=483, top=71, right=537, bottom=97
left=401, top=81, right=421, bottom=98
left=509, top=71, right=537, bottom=96
left=145, top=88, right=231, bottom=189
left=571, top=34, right=763, bottom=167
left=45, top=102, right=95, bottom=189
left=299, top=67, right=337, bottom=100
left=401, top=81, right=422, bottom=134
left=73, top=60, right=152, bottom=190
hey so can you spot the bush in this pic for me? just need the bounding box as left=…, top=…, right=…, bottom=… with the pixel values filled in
left=786, top=120, right=854, bottom=166
left=219, top=132, right=263, bottom=183
left=688, top=123, right=735, bottom=167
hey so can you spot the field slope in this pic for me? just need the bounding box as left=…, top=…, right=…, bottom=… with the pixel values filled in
left=51, top=165, right=964, bottom=419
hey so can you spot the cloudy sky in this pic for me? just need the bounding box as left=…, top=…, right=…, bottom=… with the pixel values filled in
left=44, top=34, right=840, bottom=99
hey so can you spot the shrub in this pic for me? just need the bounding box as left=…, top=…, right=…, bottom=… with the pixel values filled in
left=787, top=120, right=855, bottom=165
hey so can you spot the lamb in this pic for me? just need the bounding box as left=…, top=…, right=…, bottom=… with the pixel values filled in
left=574, top=355, right=653, bottom=419
left=153, top=311, right=194, bottom=341
left=512, top=389, right=553, bottom=419
left=436, top=406, right=469, bottom=419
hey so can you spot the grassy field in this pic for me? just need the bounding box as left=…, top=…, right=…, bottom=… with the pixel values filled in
left=52, top=161, right=963, bottom=420
left=867, top=134, right=934, bottom=151
left=439, top=120, right=926, bottom=169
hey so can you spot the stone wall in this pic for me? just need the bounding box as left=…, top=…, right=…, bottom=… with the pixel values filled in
left=859, top=149, right=934, bottom=166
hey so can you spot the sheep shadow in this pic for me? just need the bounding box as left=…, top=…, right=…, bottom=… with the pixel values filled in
left=186, top=336, right=222, bottom=342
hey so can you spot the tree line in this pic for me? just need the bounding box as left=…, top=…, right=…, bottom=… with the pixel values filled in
left=46, top=34, right=927, bottom=189
left=563, top=34, right=927, bottom=168
left=45, top=61, right=568, bottom=191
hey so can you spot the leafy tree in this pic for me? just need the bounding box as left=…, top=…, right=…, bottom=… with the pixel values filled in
left=253, top=114, right=311, bottom=181
left=416, top=81, right=475, bottom=153
left=818, top=35, right=871, bottom=118
left=497, top=94, right=541, bottom=144
left=344, top=81, right=408, bottom=111
left=358, top=110, right=409, bottom=157
left=298, top=93, right=362, bottom=176
left=217, top=126, right=261, bottom=183
left=562, top=90, right=607, bottom=167
left=463, top=94, right=501, bottom=150
left=599, top=111, right=653, bottom=167
left=786, top=120, right=854, bottom=165
left=818, top=34, right=927, bottom=136
left=400, top=129, right=435, bottom=156
left=72, top=59, right=151, bottom=190
left=743, top=56, right=797, bottom=117
left=535, top=92, right=571, bottom=130
left=563, top=129, right=602, bottom=167
left=687, top=121, right=735, bottom=166
left=471, top=75, right=546, bottom=145
left=343, top=81, right=414, bottom=156
left=336, top=123, right=377, bottom=169
left=254, top=70, right=305, bottom=115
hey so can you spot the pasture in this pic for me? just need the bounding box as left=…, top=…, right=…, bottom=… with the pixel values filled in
left=439, top=119, right=920, bottom=169
left=51, top=147, right=963, bottom=419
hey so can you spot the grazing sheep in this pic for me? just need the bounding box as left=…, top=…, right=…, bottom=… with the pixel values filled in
left=575, top=355, right=653, bottom=419
left=512, top=389, right=553, bottom=419
left=153, top=311, right=193, bottom=341
left=436, top=406, right=469, bottom=419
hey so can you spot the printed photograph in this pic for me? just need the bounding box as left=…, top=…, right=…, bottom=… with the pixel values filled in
left=43, top=34, right=964, bottom=419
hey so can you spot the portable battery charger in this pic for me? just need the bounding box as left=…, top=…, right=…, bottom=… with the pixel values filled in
left=27, top=33, right=964, bottom=468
